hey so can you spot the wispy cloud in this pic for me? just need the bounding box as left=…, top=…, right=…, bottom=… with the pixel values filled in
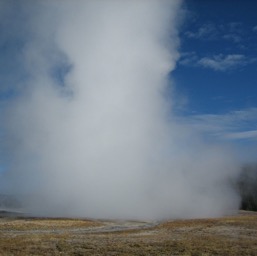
left=184, top=22, right=244, bottom=42
left=222, top=23, right=242, bottom=43
left=184, top=23, right=217, bottom=40
left=198, top=54, right=250, bottom=71
left=224, top=130, right=257, bottom=140
left=181, top=21, right=256, bottom=72
left=198, top=54, right=245, bottom=71
left=179, top=52, right=255, bottom=72
left=227, top=22, right=243, bottom=33
left=178, top=51, right=198, bottom=66
left=181, top=108, right=257, bottom=141
left=223, top=33, right=241, bottom=43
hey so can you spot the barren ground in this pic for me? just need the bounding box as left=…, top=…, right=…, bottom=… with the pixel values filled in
left=0, top=211, right=257, bottom=255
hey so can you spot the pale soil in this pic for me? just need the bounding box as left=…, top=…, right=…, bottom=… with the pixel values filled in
left=0, top=211, right=256, bottom=255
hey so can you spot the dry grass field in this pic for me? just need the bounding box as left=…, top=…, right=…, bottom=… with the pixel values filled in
left=0, top=211, right=257, bottom=255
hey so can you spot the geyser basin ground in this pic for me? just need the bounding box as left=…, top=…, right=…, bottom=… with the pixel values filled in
left=0, top=211, right=256, bottom=255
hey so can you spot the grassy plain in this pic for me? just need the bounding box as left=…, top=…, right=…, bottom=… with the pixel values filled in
left=0, top=211, right=256, bottom=255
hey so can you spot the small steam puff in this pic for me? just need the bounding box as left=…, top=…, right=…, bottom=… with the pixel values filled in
left=2, top=0, right=240, bottom=219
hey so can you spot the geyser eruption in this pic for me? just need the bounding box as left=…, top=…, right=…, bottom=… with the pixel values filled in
left=1, top=0, right=240, bottom=219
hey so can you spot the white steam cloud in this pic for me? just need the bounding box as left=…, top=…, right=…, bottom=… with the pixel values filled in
left=1, top=0, right=240, bottom=219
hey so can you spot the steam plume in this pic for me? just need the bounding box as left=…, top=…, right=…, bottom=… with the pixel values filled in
left=0, top=0, right=240, bottom=219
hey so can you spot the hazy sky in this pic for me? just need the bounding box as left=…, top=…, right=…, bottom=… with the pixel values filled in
left=0, top=0, right=255, bottom=219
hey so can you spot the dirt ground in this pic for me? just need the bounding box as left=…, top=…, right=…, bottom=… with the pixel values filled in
left=0, top=211, right=257, bottom=255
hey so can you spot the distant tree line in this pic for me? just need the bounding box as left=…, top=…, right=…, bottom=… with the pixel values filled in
left=237, top=163, right=257, bottom=211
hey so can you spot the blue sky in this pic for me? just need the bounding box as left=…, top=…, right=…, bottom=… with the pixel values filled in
left=171, top=0, right=257, bottom=160
left=175, top=0, right=257, bottom=114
